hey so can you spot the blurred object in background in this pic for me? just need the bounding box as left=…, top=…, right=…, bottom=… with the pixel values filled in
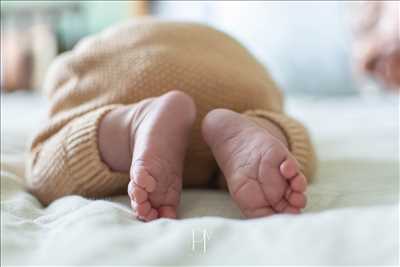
left=351, top=1, right=400, bottom=94
left=1, top=1, right=149, bottom=93
left=31, top=23, right=58, bottom=91
left=2, top=1, right=396, bottom=97
left=1, top=1, right=80, bottom=92
left=130, top=1, right=149, bottom=17
left=1, top=27, right=32, bottom=92
left=154, top=1, right=358, bottom=96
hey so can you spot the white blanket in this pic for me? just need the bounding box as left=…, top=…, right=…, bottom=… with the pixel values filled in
left=1, top=92, right=398, bottom=265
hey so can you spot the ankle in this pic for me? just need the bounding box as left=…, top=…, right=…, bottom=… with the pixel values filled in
left=98, top=106, right=135, bottom=172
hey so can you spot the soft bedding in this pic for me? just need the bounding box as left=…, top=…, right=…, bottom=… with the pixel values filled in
left=1, top=92, right=398, bottom=265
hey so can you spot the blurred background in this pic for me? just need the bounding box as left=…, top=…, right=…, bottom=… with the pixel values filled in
left=1, top=1, right=399, bottom=96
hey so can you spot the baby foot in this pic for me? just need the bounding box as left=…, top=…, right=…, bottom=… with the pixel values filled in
left=202, top=109, right=307, bottom=218
left=127, top=91, right=196, bottom=221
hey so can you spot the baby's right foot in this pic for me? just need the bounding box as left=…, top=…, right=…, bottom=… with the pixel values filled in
left=99, top=91, right=196, bottom=221
left=129, top=91, right=196, bottom=221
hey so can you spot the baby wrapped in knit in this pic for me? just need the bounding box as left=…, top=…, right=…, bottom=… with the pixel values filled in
left=28, top=19, right=316, bottom=221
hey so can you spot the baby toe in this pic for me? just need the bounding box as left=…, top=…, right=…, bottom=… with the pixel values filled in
left=288, top=191, right=307, bottom=209
left=158, top=206, right=177, bottom=219
left=272, top=198, right=290, bottom=213
left=283, top=205, right=301, bottom=214
left=136, top=201, right=152, bottom=215
left=290, top=173, right=307, bottom=192
left=143, top=208, right=159, bottom=221
left=280, top=158, right=299, bottom=179
left=131, top=168, right=157, bottom=192
left=243, top=207, right=275, bottom=218
left=130, top=183, right=148, bottom=203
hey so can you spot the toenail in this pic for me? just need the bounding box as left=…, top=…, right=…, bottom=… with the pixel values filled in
left=280, top=160, right=298, bottom=178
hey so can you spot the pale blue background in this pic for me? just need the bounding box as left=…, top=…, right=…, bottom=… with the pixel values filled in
left=2, top=1, right=359, bottom=95
left=154, top=1, right=358, bottom=95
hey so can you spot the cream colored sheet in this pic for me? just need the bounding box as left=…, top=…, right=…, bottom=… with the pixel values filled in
left=1, top=92, right=398, bottom=265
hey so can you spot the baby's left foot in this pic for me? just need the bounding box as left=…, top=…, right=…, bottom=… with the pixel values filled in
left=202, top=109, right=307, bottom=218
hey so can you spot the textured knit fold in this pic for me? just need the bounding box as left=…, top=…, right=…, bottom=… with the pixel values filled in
left=28, top=105, right=128, bottom=205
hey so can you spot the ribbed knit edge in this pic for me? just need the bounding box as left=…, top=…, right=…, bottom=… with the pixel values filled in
left=27, top=105, right=132, bottom=205
left=243, top=110, right=317, bottom=180
left=63, top=105, right=129, bottom=197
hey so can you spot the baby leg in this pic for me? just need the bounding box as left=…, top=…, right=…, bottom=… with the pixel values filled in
left=202, top=109, right=315, bottom=218
left=99, top=91, right=196, bottom=221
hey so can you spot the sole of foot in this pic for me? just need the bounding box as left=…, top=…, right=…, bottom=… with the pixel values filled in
left=127, top=91, right=196, bottom=221
left=202, top=109, right=307, bottom=218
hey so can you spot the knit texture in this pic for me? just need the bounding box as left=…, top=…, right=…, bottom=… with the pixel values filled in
left=27, top=18, right=316, bottom=205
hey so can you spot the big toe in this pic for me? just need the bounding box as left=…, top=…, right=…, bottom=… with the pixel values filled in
left=158, top=206, right=177, bottom=219
left=243, top=207, right=275, bottom=218
left=141, top=208, right=159, bottom=222
left=132, top=200, right=159, bottom=221
left=280, top=157, right=299, bottom=179
left=132, top=200, right=151, bottom=215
